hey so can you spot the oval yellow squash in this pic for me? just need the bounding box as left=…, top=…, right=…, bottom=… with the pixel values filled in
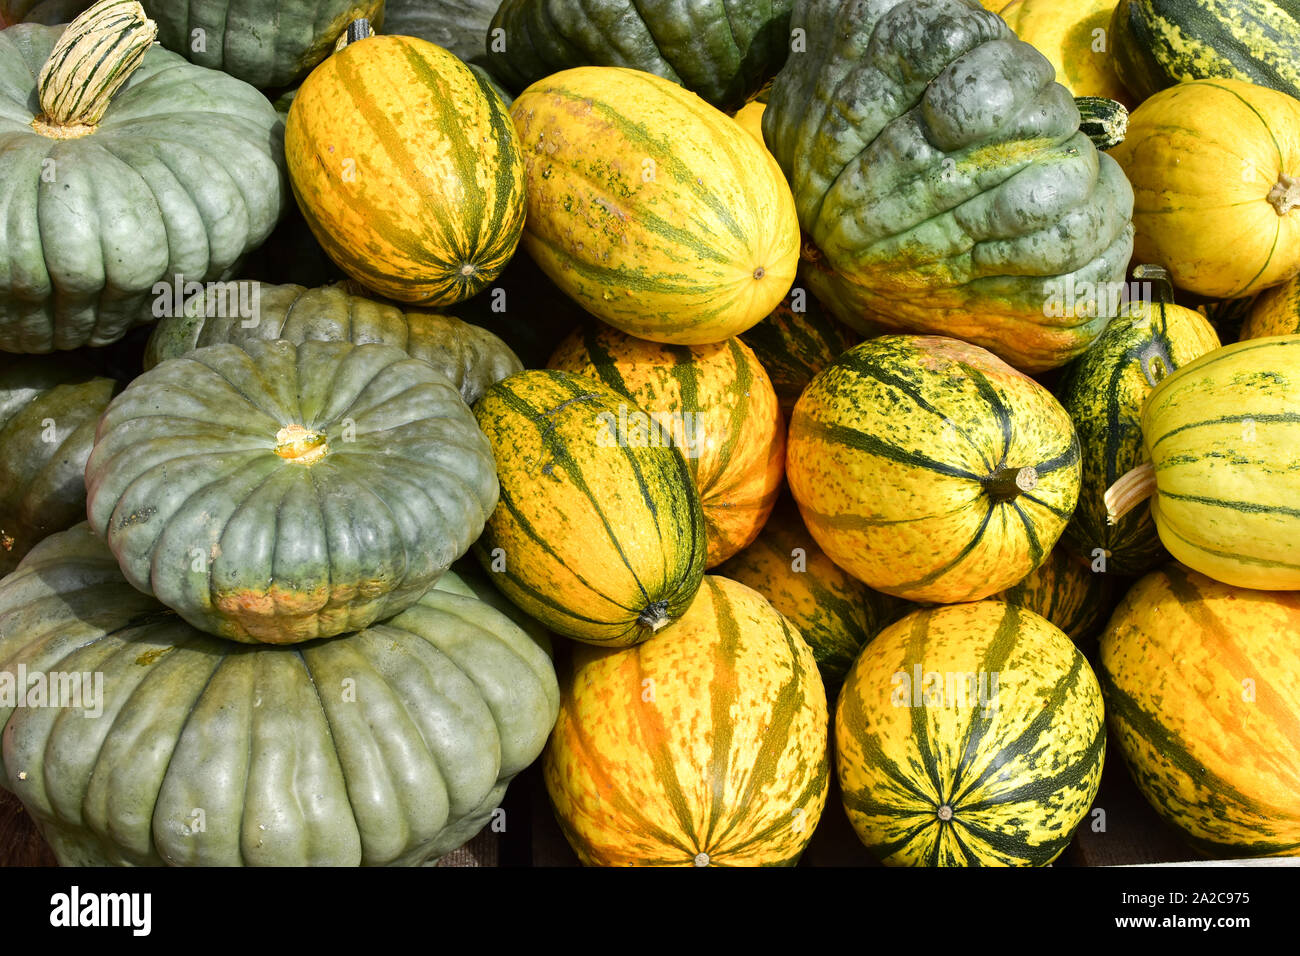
left=999, top=0, right=1130, bottom=103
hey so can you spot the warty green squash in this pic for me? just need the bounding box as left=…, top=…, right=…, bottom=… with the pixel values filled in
left=0, top=524, right=560, bottom=867
left=762, top=0, right=1135, bottom=373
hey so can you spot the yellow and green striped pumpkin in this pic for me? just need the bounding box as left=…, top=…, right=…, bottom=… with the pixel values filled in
left=509, top=67, right=800, bottom=345
left=548, top=324, right=784, bottom=567
left=1099, top=564, right=1300, bottom=856
left=284, top=34, right=526, bottom=306
left=472, top=369, right=707, bottom=646
left=837, top=600, right=1106, bottom=866
left=717, top=495, right=910, bottom=687
left=787, top=335, right=1081, bottom=604
left=1241, top=273, right=1300, bottom=339
left=544, top=575, right=829, bottom=866
left=1106, top=336, right=1300, bottom=590
left=995, top=547, right=1116, bottom=647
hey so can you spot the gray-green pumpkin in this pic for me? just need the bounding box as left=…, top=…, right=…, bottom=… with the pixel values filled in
left=0, top=9, right=287, bottom=353
left=0, top=524, right=560, bottom=867
left=143, top=282, right=523, bottom=406
left=84, top=340, right=499, bottom=645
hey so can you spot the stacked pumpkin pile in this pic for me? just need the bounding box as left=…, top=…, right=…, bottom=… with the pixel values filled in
left=0, top=0, right=1297, bottom=866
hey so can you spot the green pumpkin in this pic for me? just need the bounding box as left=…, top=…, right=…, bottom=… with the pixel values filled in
left=0, top=355, right=119, bottom=574
left=762, top=0, right=1135, bottom=373
left=85, top=340, right=499, bottom=645
left=382, top=0, right=497, bottom=69
left=143, top=282, right=523, bottom=407
left=487, top=0, right=794, bottom=111
left=0, top=524, right=560, bottom=867
left=0, top=0, right=88, bottom=24
left=0, top=15, right=287, bottom=353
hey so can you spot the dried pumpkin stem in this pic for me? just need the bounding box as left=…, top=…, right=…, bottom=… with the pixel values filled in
left=1269, top=173, right=1298, bottom=216
left=1105, top=462, right=1156, bottom=525
left=638, top=600, right=671, bottom=633
left=35, top=0, right=156, bottom=133
left=984, top=464, right=1038, bottom=503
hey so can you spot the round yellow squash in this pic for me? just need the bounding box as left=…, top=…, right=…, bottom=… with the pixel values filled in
left=1240, top=273, right=1300, bottom=339
left=510, top=67, right=801, bottom=345
left=999, top=0, right=1130, bottom=103
left=1110, top=78, right=1300, bottom=299
left=544, top=575, right=829, bottom=866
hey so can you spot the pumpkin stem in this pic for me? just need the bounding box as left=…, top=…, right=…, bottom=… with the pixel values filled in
left=336, top=18, right=375, bottom=51
left=34, top=0, right=157, bottom=136
left=1104, top=462, right=1156, bottom=524
left=638, top=600, right=671, bottom=633
left=275, top=424, right=329, bottom=466
left=1075, top=96, right=1128, bottom=151
left=983, top=465, right=1038, bottom=503
left=1268, top=173, right=1299, bottom=216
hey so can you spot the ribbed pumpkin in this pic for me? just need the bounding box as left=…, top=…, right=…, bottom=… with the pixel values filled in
left=994, top=546, right=1115, bottom=646
left=762, top=0, right=1135, bottom=373
left=472, top=369, right=707, bottom=646
left=1241, top=274, right=1300, bottom=339
left=285, top=32, right=526, bottom=307
left=489, top=0, right=794, bottom=111
left=1110, top=0, right=1300, bottom=103
left=509, top=67, right=801, bottom=346
left=547, top=325, right=784, bottom=566
left=143, top=282, right=522, bottom=407
left=717, top=495, right=910, bottom=687
left=544, top=575, right=828, bottom=866
left=0, top=525, right=560, bottom=867
left=1106, top=336, right=1300, bottom=590
left=381, top=0, right=497, bottom=68
left=788, top=336, right=1081, bottom=604
left=84, top=341, right=499, bottom=644
left=0, top=7, right=287, bottom=353
left=837, top=600, right=1106, bottom=866
left=0, top=0, right=88, bottom=24
left=998, top=0, right=1129, bottom=102
left=1110, top=78, right=1300, bottom=300
left=0, top=356, right=118, bottom=574
left=738, top=287, right=862, bottom=415
left=1056, top=268, right=1222, bottom=576
left=1099, top=564, right=1300, bottom=857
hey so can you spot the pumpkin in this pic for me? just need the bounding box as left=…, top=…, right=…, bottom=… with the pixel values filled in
left=1106, top=336, right=1300, bottom=590
left=1099, top=564, right=1300, bottom=857
left=1056, top=266, right=1221, bottom=576
left=1110, top=78, right=1300, bottom=300
left=84, top=340, right=499, bottom=644
left=488, top=0, right=794, bottom=112
left=0, top=524, right=560, bottom=866
left=509, top=67, right=801, bottom=346
left=0, top=355, right=118, bottom=574
left=472, top=369, right=707, bottom=646
left=738, top=286, right=863, bottom=415
left=717, top=495, right=910, bottom=688
left=1075, top=96, right=1129, bottom=151
left=1241, top=274, right=1300, bottom=339
left=994, top=546, right=1115, bottom=646
left=787, top=335, right=1081, bottom=604
left=837, top=600, right=1106, bottom=866
left=547, top=325, right=785, bottom=567
left=143, top=282, right=522, bottom=407
left=1110, top=0, right=1300, bottom=103
left=0, top=0, right=89, bottom=24
left=381, top=0, right=497, bottom=69
left=998, top=0, right=1129, bottom=102
left=284, top=32, right=526, bottom=307
left=761, top=0, right=1135, bottom=373
left=544, top=575, right=828, bottom=866
left=0, top=8, right=287, bottom=353
left=733, top=100, right=767, bottom=148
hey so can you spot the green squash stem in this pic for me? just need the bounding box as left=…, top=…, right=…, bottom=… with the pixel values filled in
left=984, top=465, right=1038, bottom=503
left=1105, top=462, right=1156, bottom=525
left=1269, top=173, right=1299, bottom=216
left=33, top=0, right=157, bottom=137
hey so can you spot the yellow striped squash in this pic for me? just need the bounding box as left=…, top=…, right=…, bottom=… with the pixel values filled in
left=1241, top=273, right=1300, bottom=339
left=544, top=575, right=829, bottom=866
left=472, top=369, right=707, bottom=646
left=732, top=100, right=766, bottom=149
left=999, top=0, right=1130, bottom=103
left=284, top=34, right=526, bottom=306
left=1099, top=564, right=1300, bottom=856
left=837, top=600, right=1105, bottom=866
left=548, top=324, right=784, bottom=567
left=994, top=546, right=1115, bottom=647
left=509, top=67, right=801, bottom=345
left=1106, top=336, right=1300, bottom=589
left=787, top=335, right=1081, bottom=604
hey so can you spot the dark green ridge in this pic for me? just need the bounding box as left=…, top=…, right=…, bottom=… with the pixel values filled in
left=792, top=415, right=983, bottom=481
left=837, top=669, right=932, bottom=807
left=900, top=610, right=947, bottom=804
left=949, top=808, right=1080, bottom=866
left=948, top=603, right=1025, bottom=799
left=963, top=720, right=1106, bottom=811
left=465, top=58, right=523, bottom=249
left=963, top=366, right=1013, bottom=464
left=891, top=505, right=997, bottom=592
left=1010, top=501, right=1045, bottom=567
left=1156, top=516, right=1300, bottom=570
left=1159, top=489, right=1300, bottom=518
left=1151, top=412, right=1300, bottom=451
left=707, top=339, right=755, bottom=486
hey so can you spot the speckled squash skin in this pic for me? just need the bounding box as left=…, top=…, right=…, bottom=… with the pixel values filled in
left=994, top=546, right=1115, bottom=646
left=84, top=340, right=499, bottom=644
left=837, top=600, right=1106, bottom=866
left=0, top=524, right=560, bottom=867
left=548, top=325, right=785, bottom=566
left=1099, top=564, right=1300, bottom=857
left=143, top=282, right=522, bottom=407
left=544, top=575, right=829, bottom=866
left=1241, top=273, right=1300, bottom=339
left=787, top=335, right=1081, bottom=604
left=762, top=0, right=1135, bottom=372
